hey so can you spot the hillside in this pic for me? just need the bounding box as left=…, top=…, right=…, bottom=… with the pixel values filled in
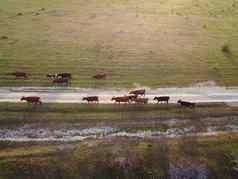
left=1, top=0, right=238, bottom=87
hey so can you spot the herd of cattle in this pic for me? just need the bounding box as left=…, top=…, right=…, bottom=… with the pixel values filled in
left=8, top=72, right=107, bottom=85
left=9, top=72, right=195, bottom=108
left=20, top=89, right=196, bottom=108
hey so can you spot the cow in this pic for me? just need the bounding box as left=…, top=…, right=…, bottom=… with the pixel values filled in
left=46, top=73, right=57, bottom=80
left=111, top=96, right=130, bottom=104
left=93, top=73, right=107, bottom=80
left=82, top=96, right=99, bottom=103
left=177, top=100, right=196, bottom=108
left=128, top=95, right=137, bottom=101
left=10, top=72, right=27, bottom=79
left=52, top=78, right=69, bottom=85
left=57, top=73, right=72, bottom=80
left=131, top=97, right=149, bottom=104
left=154, top=96, right=170, bottom=104
left=129, top=89, right=145, bottom=96
left=21, top=96, right=42, bottom=105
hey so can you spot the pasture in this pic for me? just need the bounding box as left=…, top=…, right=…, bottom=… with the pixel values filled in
left=0, top=134, right=238, bottom=178
left=1, top=0, right=238, bottom=87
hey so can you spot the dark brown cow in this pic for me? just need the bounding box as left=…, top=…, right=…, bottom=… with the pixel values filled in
left=47, top=73, right=72, bottom=80
left=52, top=78, right=69, bottom=85
left=111, top=96, right=130, bottom=104
left=21, top=96, right=42, bottom=104
left=131, top=97, right=148, bottom=104
left=93, top=73, right=107, bottom=80
left=82, top=96, right=99, bottom=103
left=154, top=96, right=170, bottom=104
left=128, top=95, right=137, bottom=101
left=11, top=72, right=27, bottom=79
left=57, top=73, right=72, bottom=79
left=177, top=100, right=195, bottom=108
left=129, top=89, right=145, bottom=96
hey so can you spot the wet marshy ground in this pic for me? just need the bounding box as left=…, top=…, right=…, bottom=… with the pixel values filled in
left=0, top=103, right=237, bottom=178
left=0, top=115, right=237, bottom=142
left=0, top=124, right=237, bottom=142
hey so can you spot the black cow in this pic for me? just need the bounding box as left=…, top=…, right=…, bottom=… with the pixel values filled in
left=154, top=96, right=170, bottom=104
left=82, top=96, right=99, bottom=103
left=177, top=100, right=195, bottom=108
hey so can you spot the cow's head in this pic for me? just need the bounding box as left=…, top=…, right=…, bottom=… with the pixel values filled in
left=20, top=96, right=25, bottom=101
left=177, top=100, right=182, bottom=103
left=82, top=97, right=87, bottom=101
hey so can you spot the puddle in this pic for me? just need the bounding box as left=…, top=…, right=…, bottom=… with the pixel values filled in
left=0, top=124, right=237, bottom=142
left=169, top=164, right=209, bottom=179
left=109, top=127, right=196, bottom=139
left=0, top=126, right=116, bottom=142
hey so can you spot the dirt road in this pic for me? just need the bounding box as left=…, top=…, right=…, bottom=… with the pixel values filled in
left=0, top=86, right=238, bottom=104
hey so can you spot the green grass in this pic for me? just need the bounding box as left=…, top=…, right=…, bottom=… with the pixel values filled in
left=0, top=102, right=237, bottom=124
left=0, top=135, right=238, bottom=179
left=1, top=0, right=238, bottom=87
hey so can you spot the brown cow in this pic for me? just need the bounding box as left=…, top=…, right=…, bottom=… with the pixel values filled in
left=129, top=89, right=145, bottom=96
left=21, top=96, right=42, bottom=105
left=131, top=97, right=148, bottom=104
left=111, top=96, right=130, bottom=104
left=177, top=100, right=195, bottom=108
left=93, top=73, right=107, bottom=80
left=11, top=72, right=27, bottom=79
left=154, top=96, right=170, bottom=104
left=82, top=96, right=99, bottom=103
left=52, top=78, right=69, bottom=85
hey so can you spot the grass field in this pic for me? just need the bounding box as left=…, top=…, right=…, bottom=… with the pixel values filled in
left=0, top=135, right=238, bottom=178
left=1, top=0, right=238, bottom=87
left=0, top=102, right=237, bottom=125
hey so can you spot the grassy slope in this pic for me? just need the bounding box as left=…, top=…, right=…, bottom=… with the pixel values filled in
left=0, top=0, right=238, bottom=87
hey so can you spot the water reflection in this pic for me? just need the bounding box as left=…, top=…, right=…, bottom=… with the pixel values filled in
left=169, top=164, right=208, bottom=179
